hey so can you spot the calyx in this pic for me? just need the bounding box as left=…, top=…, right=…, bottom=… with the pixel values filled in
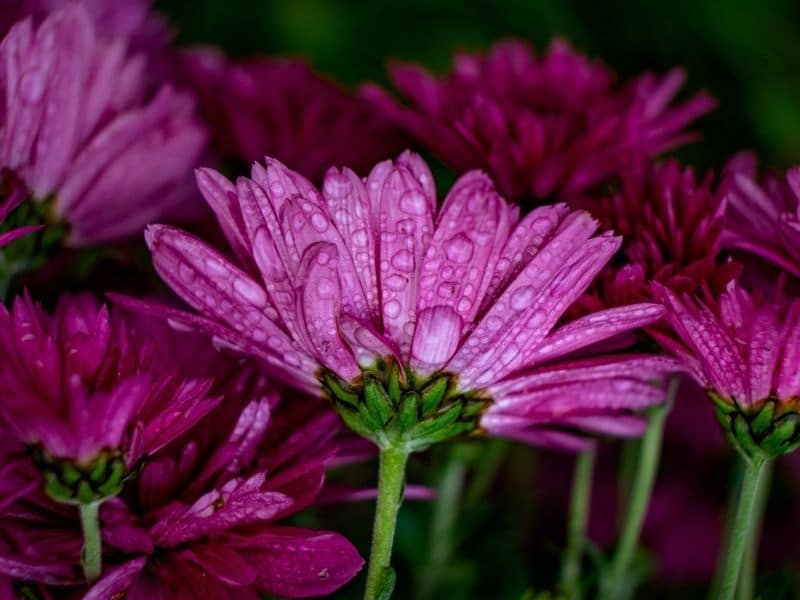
left=323, top=357, right=490, bottom=452
left=711, top=392, right=800, bottom=461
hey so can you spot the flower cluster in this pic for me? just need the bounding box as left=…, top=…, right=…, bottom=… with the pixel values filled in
left=366, top=39, right=715, bottom=202
left=1, top=1, right=800, bottom=598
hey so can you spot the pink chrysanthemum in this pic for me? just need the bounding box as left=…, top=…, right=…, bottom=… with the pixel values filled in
left=0, top=386, right=365, bottom=597
left=0, top=5, right=207, bottom=246
left=0, top=0, right=172, bottom=60
left=141, top=151, right=674, bottom=451
left=576, top=159, right=740, bottom=309
left=657, top=282, right=800, bottom=459
left=0, top=294, right=220, bottom=503
left=365, top=39, right=715, bottom=202
left=722, top=153, right=800, bottom=279
left=180, top=48, right=407, bottom=183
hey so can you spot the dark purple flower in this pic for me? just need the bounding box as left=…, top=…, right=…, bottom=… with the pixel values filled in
left=722, top=152, right=800, bottom=279
left=180, top=48, right=407, bottom=183
left=365, top=39, right=715, bottom=202
left=576, top=159, right=740, bottom=309
left=0, top=294, right=220, bottom=503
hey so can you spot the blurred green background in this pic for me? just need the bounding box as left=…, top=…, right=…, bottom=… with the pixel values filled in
left=153, top=2, right=800, bottom=598
left=160, top=0, right=800, bottom=173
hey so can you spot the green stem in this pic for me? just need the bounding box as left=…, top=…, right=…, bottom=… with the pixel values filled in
left=559, top=448, right=596, bottom=600
left=79, top=501, right=102, bottom=582
left=418, top=448, right=469, bottom=599
left=600, top=376, right=677, bottom=600
left=736, top=458, right=772, bottom=600
left=713, top=457, right=769, bottom=600
left=364, top=447, right=409, bottom=600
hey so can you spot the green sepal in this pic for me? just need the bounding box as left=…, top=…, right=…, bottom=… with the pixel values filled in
left=87, top=454, right=108, bottom=483
left=365, top=376, right=394, bottom=426
left=325, top=374, right=359, bottom=407
left=44, top=472, right=73, bottom=502
left=396, top=392, right=420, bottom=433
left=710, top=391, right=736, bottom=415
left=750, top=401, right=775, bottom=437
left=96, top=459, right=125, bottom=497
left=337, top=406, right=374, bottom=439
left=387, top=363, right=402, bottom=404
left=77, top=480, right=95, bottom=504
left=730, top=414, right=760, bottom=459
left=760, top=415, right=800, bottom=456
left=420, top=376, right=448, bottom=416
left=357, top=401, right=384, bottom=432
left=61, top=463, right=82, bottom=486
left=411, top=401, right=463, bottom=439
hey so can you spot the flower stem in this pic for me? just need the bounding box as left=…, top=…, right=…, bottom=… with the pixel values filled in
left=79, top=501, right=102, bottom=582
left=364, top=447, right=409, bottom=600
left=418, top=446, right=470, bottom=599
left=559, top=448, right=596, bottom=600
left=713, top=457, right=769, bottom=600
left=600, top=376, right=677, bottom=600
left=736, top=458, right=772, bottom=600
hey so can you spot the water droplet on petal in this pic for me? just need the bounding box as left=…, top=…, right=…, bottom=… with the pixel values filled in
left=311, top=213, right=329, bottom=232
left=390, top=249, right=415, bottom=273
left=400, top=190, right=428, bottom=215
left=385, top=274, right=408, bottom=291
left=384, top=299, right=401, bottom=318
left=352, top=228, right=369, bottom=248
left=316, top=277, right=335, bottom=299
left=445, top=233, right=474, bottom=264
left=511, top=286, right=536, bottom=311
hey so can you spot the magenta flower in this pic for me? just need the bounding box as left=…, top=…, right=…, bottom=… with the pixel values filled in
left=180, top=48, right=406, bottom=183
left=576, top=159, right=740, bottom=309
left=89, top=398, right=364, bottom=598
left=0, top=293, right=220, bottom=503
left=142, top=151, right=674, bottom=451
left=364, top=39, right=715, bottom=202
left=0, top=388, right=365, bottom=596
left=0, top=5, right=207, bottom=246
left=722, top=153, right=800, bottom=278
left=656, top=282, right=800, bottom=459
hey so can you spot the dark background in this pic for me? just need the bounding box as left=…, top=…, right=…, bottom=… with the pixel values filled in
left=160, top=0, right=800, bottom=173
left=153, top=2, right=800, bottom=598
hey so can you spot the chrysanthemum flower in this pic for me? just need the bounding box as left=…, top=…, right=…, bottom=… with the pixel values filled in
left=656, top=282, right=800, bottom=460
left=0, top=0, right=171, bottom=60
left=0, top=294, right=220, bottom=504
left=576, top=159, right=740, bottom=309
left=142, top=151, right=674, bottom=452
left=180, top=48, right=406, bottom=183
left=0, top=384, right=366, bottom=597
left=87, top=396, right=363, bottom=598
left=722, top=153, right=800, bottom=279
left=0, top=4, right=207, bottom=246
left=364, top=39, right=715, bottom=202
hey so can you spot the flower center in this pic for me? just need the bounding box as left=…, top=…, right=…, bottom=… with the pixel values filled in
left=33, top=448, right=128, bottom=505
left=711, top=392, right=800, bottom=460
left=322, top=357, right=490, bottom=452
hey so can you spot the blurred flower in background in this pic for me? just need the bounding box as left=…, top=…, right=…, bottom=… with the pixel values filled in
left=181, top=48, right=408, bottom=183
left=365, top=39, right=715, bottom=202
